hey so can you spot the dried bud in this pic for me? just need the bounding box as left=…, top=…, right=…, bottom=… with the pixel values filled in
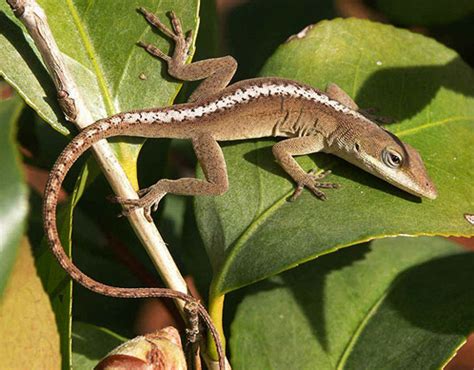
left=95, top=326, right=186, bottom=370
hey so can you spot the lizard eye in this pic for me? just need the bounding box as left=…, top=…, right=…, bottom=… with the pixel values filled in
left=382, top=148, right=403, bottom=168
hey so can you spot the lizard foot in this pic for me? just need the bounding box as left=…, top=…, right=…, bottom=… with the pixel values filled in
left=290, top=169, right=339, bottom=202
left=137, top=8, right=193, bottom=64
left=110, top=187, right=166, bottom=222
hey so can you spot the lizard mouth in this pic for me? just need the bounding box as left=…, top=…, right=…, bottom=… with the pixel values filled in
left=415, top=181, right=437, bottom=200
left=383, top=171, right=438, bottom=200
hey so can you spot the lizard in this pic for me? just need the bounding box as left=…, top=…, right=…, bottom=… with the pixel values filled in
left=42, top=8, right=437, bottom=366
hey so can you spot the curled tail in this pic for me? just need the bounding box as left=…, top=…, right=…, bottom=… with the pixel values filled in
left=42, top=115, right=224, bottom=368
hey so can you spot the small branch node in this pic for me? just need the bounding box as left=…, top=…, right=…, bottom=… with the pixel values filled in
left=6, top=0, right=25, bottom=16
left=57, top=90, right=78, bottom=122
left=185, top=300, right=201, bottom=344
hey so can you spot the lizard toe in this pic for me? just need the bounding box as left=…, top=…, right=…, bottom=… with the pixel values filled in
left=118, top=207, right=133, bottom=218
left=289, top=183, right=305, bottom=201
left=313, top=169, right=331, bottom=180
left=314, top=182, right=340, bottom=189
left=107, top=194, right=122, bottom=203
left=308, top=184, right=327, bottom=200
left=143, top=206, right=153, bottom=223
left=119, top=199, right=141, bottom=206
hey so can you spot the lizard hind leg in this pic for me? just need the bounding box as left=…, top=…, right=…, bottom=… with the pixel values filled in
left=115, top=134, right=229, bottom=222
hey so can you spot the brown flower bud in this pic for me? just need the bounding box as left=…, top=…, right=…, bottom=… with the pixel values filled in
left=95, top=326, right=186, bottom=370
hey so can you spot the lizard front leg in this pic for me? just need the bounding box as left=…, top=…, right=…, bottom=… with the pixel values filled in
left=138, top=8, right=237, bottom=102
left=272, top=136, right=339, bottom=201
left=118, top=134, right=229, bottom=222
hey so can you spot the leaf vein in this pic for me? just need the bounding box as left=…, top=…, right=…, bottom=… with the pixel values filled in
left=395, top=116, right=474, bottom=136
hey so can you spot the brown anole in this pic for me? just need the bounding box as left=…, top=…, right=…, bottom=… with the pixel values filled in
left=42, top=8, right=437, bottom=366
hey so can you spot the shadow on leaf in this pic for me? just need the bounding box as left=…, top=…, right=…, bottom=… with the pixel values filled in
left=226, top=0, right=335, bottom=80
left=356, top=57, right=474, bottom=122
left=387, top=251, right=474, bottom=335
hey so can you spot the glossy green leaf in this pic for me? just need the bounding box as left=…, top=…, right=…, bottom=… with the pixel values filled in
left=72, top=321, right=126, bottom=369
left=194, top=19, right=474, bottom=297
left=376, top=0, right=474, bottom=26
left=230, top=237, right=474, bottom=369
left=0, top=93, right=28, bottom=295
left=0, top=0, right=199, bottom=128
left=0, top=0, right=199, bottom=180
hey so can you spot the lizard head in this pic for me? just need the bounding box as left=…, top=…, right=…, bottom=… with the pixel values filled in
left=343, top=127, right=437, bottom=199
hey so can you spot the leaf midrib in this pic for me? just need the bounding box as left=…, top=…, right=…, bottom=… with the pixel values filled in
left=394, top=115, right=473, bottom=136
left=65, top=0, right=115, bottom=115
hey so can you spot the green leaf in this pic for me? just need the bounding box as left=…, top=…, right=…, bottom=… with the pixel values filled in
left=0, top=92, right=28, bottom=295
left=195, top=19, right=474, bottom=298
left=72, top=321, right=126, bottom=369
left=375, top=0, right=474, bottom=26
left=230, top=237, right=474, bottom=369
left=0, top=0, right=199, bottom=181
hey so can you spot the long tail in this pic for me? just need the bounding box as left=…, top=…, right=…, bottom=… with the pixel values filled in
left=42, top=115, right=224, bottom=369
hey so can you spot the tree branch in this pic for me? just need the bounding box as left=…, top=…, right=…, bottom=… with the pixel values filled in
left=5, top=0, right=190, bottom=313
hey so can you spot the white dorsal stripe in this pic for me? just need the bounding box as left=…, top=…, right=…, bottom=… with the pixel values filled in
left=121, top=82, right=370, bottom=124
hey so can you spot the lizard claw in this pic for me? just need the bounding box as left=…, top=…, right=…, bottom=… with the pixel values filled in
left=289, top=169, right=339, bottom=201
